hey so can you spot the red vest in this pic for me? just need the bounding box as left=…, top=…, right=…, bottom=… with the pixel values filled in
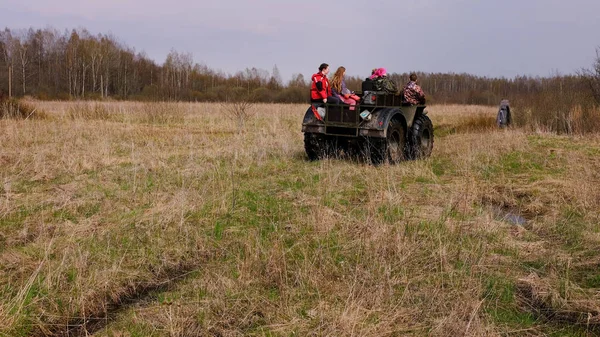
left=310, top=72, right=330, bottom=100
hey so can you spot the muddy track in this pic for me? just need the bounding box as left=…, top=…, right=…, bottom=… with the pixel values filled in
left=480, top=190, right=600, bottom=333
left=38, top=259, right=204, bottom=337
left=517, top=276, right=600, bottom=333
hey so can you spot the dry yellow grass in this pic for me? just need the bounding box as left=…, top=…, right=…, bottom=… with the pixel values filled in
left=1, top=102, right=599, bottom=336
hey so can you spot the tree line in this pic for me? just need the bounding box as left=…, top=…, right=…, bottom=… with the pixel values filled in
left=1, top=27, right=599, bottom=108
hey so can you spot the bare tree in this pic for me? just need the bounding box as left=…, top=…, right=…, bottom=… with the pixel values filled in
left=0, top=29, right=15, bottom=97
left=99, top=35, right=118, bottom=98
left=581, top=47, right=600, bottom=105
left=268, top=64, right=282, bottom=89
left=77, top=29, right=95, bottom=98
left=40, top=28, right=63, bottom=94
left=287, top=73, right=306, bottom=87
left=15, top=34, right=31, bottom=96
left=86, top=33, right=107, bottom=95
left=221, top=94, right=255, bottom=132
left=65, top=30, right=80, bottom=97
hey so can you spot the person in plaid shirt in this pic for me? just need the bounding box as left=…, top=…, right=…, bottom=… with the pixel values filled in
left=403, top=73, right=426, bottom=105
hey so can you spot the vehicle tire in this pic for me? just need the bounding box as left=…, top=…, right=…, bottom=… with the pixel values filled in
left=385, top=120, right=406, bottom=164
left=304, top=132, right=325, bottom=161
left=408, top=114, right=434, bottom=159
left=304, top=133, right=338, bottom=161
left=364, top=137, right=384, bottom=165
left=369, top=120, right=406, bottom=165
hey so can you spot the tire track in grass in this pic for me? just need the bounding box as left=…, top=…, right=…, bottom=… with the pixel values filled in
left=42, top=257, right=212, bottom=337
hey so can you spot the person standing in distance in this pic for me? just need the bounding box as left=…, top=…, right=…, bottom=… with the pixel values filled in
left=311, top=63, right=340, bottom=105
left=497, top=98, right=512, bottom=128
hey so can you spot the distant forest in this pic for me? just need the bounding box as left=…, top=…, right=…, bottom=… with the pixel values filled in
left=1, top=27, right=598, bottom=107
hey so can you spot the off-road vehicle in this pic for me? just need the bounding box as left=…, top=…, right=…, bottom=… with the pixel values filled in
left=302, top=90, right=434, bottom=164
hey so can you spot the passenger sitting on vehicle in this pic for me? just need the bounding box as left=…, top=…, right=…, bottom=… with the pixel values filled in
left=310, top=63, right=341, bottom=105
left=361, top=68, right=379, bottom=91
left=370, top=68, right=398, bottom=94
left=402, top=73, right=426, bottom=105
left=331, top=66, right=361, bottom=110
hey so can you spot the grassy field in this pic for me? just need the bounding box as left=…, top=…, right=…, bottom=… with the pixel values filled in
left=1, top=102, right=600, bottom=336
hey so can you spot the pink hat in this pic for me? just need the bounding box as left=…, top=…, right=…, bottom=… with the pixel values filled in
left=369, top=67, right=387, bottom=79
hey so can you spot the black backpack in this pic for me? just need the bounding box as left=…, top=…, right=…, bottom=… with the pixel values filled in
left=362, top=78, right=375, bottom=92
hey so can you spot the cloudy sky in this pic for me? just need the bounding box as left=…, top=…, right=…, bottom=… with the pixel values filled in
left=1, top=0, right=599, bottom=82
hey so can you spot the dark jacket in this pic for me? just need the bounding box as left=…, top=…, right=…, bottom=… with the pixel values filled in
left=373, top=76, right=398, bottom=94
left=497, top=100, right=511, bottom=126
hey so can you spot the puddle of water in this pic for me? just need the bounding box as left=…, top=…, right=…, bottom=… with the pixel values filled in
left=490, top=206, right=528, bottom=226
left=502, top=213, right=527, bottom=226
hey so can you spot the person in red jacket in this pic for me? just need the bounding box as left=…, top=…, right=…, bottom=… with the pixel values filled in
left=310, top=63, right=340, bottom=104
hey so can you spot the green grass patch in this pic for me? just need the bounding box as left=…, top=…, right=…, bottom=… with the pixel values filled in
left=483, top=276, right=538, bottom=328
left=0, top=206, right=32, bottom=231
left=480, top=148, right=565, bottom=180
left=578, top=272, right=600, bottom=289
left=431, top=157, right=455, bottom=177
left=548, top=206, right=587, bottom=250
left=377, top=204, right=406, bottom=224
left=76, top=202, right=101, bottom=218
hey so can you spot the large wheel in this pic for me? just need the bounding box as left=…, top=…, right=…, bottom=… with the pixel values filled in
left=385, top=120, right=407, bottom=164
left=369, top=120, right=406, bottom=165
left=408, top=114, right=434, bottom=159
left=304, top=132, right=325, bottom=161
left=304, top=133, right=338, bottom=161
left=362, top=137, right=384, bottom=165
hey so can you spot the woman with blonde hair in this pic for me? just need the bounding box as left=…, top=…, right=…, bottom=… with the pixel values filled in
left=331, top=66, right=360, bottom=109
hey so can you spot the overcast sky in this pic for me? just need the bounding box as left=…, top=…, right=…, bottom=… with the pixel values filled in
left=1, top=0, right=599, bottom=83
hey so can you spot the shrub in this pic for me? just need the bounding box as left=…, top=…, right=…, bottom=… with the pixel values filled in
left=67, top=102, right=111, bottom=120
left=456, top=112, right=497, bottom=133
left=274, top=87, right=307, bottom=103
left=513, top=88, right=600, bottom=134
left=55, top=92, right=72, bottom=101
left=0, top=98, right=47, bottom=119
left=139, top=102, right=185, bottom=124
left=251, top=87, right=274, bottom=103
left=221, top=100, right=255, bottom=131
